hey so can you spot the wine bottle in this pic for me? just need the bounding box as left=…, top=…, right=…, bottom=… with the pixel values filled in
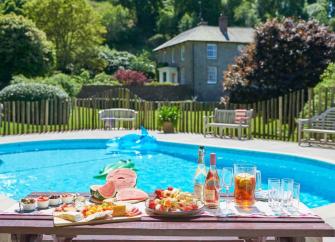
left=204, top=153, right=220, bottom=208
left=193, top=146, right=207, bottom=201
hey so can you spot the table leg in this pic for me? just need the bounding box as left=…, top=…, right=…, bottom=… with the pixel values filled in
left=52, top=235, right=76, bottom=242
left=11, top=234, right=42, bottom=242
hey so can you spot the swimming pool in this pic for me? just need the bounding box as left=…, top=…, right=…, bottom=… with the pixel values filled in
left=0, top=139, right=334, bottom=208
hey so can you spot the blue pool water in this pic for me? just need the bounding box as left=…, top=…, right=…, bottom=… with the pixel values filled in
left=0, top=139, right=334, bottom=208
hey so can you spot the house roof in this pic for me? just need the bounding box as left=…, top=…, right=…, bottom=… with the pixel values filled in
left=153, top=25, right=255, bottom=51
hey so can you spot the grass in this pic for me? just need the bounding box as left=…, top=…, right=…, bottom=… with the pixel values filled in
left=0, top=106, right=300, bottom=142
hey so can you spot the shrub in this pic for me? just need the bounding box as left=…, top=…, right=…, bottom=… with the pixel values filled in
left=88, top=72, right=121, bottom=86
left=99, top=47, right=156, bottom=78
left=99, top=47, right=135, bottom=74
left=223, top=18, right=335, bottom=103
left=145, top=81, right=177, bottom=86
left=114, top=69, right=148, bottom=86
left=11, top=73, right=82, bottom=97
left=128, top=51, right=156, bottom=79
left=0, top=83, right=68, bottom=102
left=0, top=14, right=55, bottom=87
left=158, top=106, right=180, bottom=126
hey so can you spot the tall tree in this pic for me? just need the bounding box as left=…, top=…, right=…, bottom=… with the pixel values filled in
left=92, top=1, right=136, bottom=50
left=1, top=0, right=26, bottom=15
left=114, top=0, right=163, bottom=37
left=0, top=14, right=55, bottom=87
left=24, top=0, right=106, bottom=72
left=223, top=18, right=335, bottom=103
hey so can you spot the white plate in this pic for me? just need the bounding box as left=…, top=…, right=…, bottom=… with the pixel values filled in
left=145, top=201, right=204, bottom=217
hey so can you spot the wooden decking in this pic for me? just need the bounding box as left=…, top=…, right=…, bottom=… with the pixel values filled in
left=0, top=192, right=334, bottom=242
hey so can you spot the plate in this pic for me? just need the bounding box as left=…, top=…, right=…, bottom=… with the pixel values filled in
left=145, top=201, right=204, bottom=217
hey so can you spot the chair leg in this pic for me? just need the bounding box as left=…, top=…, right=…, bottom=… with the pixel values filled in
left=298, top=124, right=302, bottom=146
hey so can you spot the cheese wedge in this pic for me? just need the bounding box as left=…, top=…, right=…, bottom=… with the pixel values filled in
left=55, top=212, right=84, bottom=222
left=112, top=204, right=126, bottom=217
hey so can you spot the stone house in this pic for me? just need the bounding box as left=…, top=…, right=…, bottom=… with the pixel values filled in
left=153, top=15, right=255, bottom=101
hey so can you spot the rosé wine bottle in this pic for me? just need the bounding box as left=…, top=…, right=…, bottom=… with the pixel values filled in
left=204, top=153, right=220, bottom=208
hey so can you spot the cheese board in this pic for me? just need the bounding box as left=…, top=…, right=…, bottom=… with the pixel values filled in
left=53, top=212, right=142, bottom=227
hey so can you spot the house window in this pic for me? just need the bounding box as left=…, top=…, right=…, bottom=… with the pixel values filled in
left=207, top=44, right=217, bottom=59
left=172, top=49, right=175, bottom=63
left=180, top=67, right=185, bottom=84
left=207, top=66, right=217, bottom=84
left=180, top=46, right=185, bottom=62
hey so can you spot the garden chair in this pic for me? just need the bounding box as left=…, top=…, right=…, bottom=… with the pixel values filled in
left=297, top=107, right=335, bottom=145
left=99, top=108, right=138, bottom=130
left=203, top=108, right=253, bottom=139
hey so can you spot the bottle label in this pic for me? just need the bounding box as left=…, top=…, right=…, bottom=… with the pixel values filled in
left=194, top=184, right=203, bottom=200
left=204, top=189, right=216, bottom=202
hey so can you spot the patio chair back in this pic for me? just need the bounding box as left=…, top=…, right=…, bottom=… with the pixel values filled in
left=99, top=108, right=137, bottom=120
left=214, top=109, right=253, bottom=124
left=310, top=107, right=335, bottom=130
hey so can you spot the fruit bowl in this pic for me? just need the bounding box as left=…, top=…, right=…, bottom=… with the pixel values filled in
left=145, top=200, right=204, bottom=217
left=145, top=187, right=204, bottom=217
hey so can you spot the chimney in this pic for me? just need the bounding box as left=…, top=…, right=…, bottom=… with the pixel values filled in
left=219, top=13, right=228, bottom=34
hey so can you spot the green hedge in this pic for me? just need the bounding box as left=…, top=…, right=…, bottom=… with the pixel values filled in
left=0, top=83, right=68, bottom=101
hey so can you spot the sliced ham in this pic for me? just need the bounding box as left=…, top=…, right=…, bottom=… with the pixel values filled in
left=106, top=168, right=137, bottom=191
left=116, top=188, right=148, bottom=202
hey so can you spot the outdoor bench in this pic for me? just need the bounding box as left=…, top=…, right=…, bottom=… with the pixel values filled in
left=99, top=108, right=138, bottom=129
left=203, top=108, right=253, bottom=139
left=297, top=107, right=335, bottom=145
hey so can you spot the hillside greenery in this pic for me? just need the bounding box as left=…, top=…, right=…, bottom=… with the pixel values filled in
left=0, top=0, right=335, bottom=100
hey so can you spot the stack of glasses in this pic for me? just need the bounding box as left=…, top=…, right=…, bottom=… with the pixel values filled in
left=268, top=178, right=300, bottom=213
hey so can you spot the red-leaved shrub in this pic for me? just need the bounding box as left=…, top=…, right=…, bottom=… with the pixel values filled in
left=114, top=69, right=148, bottom=86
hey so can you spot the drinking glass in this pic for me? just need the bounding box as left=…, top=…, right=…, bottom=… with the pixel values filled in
left=256, top=170, right=262, bottom=191
left=281, top=178, right=294, bottom=208
left=292, top=182, right=300, bottom=210
left=234, top=164, right=257, bottom=208
left=220, top=167, right=234, bottom=215
left=268, top=178, right=281, bottom=211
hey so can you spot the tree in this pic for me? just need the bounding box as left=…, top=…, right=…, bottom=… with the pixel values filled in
left=178, top=13, right=197, bottom=32
left=1, top=0, right=26, bottom=15
left=305, top=0, right=335, bottom=30
left=0, top=14, right=55, bottom=87
left=114, top=0, right=163, bottom=38
left=223, top=18, right=335, bottom=103
left=92, top=1, right=136, bottom=50
left=24, top=0, right=106, bottom=72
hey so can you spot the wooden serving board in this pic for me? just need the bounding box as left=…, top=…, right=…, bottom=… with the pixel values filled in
left=53, top=213, right=141, bottom=227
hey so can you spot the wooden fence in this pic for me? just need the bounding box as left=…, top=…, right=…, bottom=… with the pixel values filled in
left=0, top=87, right=334, bottom=142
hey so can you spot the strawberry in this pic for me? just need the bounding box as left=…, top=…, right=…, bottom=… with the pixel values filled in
left=148, top=200, right=156, bottom=209
left=155, top=189, right=163, bottom=198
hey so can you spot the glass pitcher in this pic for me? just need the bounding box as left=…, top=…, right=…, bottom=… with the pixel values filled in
left=234, top=164, right=257, bottom=208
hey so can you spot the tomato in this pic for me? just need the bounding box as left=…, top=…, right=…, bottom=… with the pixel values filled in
left=167, top=187, right=173, bottom=191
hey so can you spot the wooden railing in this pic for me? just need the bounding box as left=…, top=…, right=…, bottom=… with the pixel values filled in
left=0, top=87, right=334, bottom=142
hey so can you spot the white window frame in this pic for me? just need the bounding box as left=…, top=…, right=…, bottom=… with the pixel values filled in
left=207, top=66, right=217, bottom=84
left=180, top=46, right=185, bottom=62
left=207, top=44, right=217, bottom=60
